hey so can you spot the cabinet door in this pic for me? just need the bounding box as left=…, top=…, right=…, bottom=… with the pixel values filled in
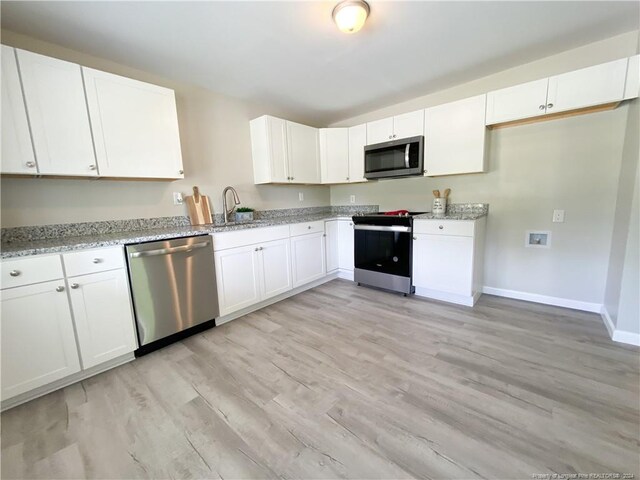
left=16, top=49, right=97, bottom=176
left=348, top=124, right=367, bottom=183
left=624, top=55, right=639, bottom=100
left=250, top=115, right=289, bottom=183
left=424, top=95, right=487, bottom=176
left=1, top=280, right=80, bottom=401
left=366, top=117, right=394, bottom=144
left=412, top=234, right=473, bottom=296
left=291, top=233, right=326, bottom=287
left=68, top=269, right=136, bottom=369
left=83, top=67, right=184, bottom=179
left=1, top=46, right=37, bottom=175
left=286, top=121, right=320, bottom=183
left=485, top=78, right=549, bottom=125
left=320, top=128, right=349, bottom=184
left=325, top=221, right=339, bottom=273
left=214, top=245, right=261, bottom=316
left=546, top=58, right=627, bottom=114
left=393, top=110, right=424, bottom=139
left=259, top=238, right=293, bottom=300
left=337, top=220, right=355, bottom=271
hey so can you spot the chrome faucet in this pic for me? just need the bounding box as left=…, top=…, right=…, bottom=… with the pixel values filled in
left=222, top=186, right=241, bottom=224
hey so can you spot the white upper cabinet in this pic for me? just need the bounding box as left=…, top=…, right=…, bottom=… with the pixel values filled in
left=546, top=58, right=627, bottom=114
left=392, top=110, right=424, bottom=139
left=348, top=124, right=367, bottom=183
left=624, top=54, right=639, bottom=100
left=16, top=49, right=97, bottom=176
left=424, top=94, right=487, bottom=177
left=366, top=110, right=424, bottom=144
left=83, top=67, right=184, bottom=179
left=1, top=46, right=37, bottom=175
left=251, top=115, right=289, bottom=183
left=485, top=78, right=549, bottom=125
left=366, top=117, right=394, bottom=144
left=486, top=58, right=630, bottom=125
left=286, top=121, right=320, bottom=184
left=320, top=128, right=349, bottom=184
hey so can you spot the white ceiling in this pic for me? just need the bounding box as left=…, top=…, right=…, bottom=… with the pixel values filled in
left=1, top=1, right=638, bottom=124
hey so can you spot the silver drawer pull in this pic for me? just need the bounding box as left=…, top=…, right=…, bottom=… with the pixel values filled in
left=70, top=283, right=80, bottom=289
left=307, top=226, right=312, bottom=229
left=56, top=286, right=65, bottom=292
left=439, top=225, right=444, bottom=230
left=130, top=241, right=210, bottom=258
left=9, top=270, right=21, bottom=277
left=92, top=258, right=102, bottom=264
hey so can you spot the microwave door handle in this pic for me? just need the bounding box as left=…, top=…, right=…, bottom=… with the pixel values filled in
left=404, top=144, right=410, bottom=169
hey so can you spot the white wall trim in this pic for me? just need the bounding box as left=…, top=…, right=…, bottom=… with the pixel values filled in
left=612, top=329, right=640, bottom=346
left=414, top=287, right=479, bottom=307
left=481, top=286, right=602, bottom=313
left=600, top=306, right=616, bottom=338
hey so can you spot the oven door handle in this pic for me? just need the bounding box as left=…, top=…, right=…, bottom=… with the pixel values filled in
left=404, top=143, right=411, bottom=169
left=354, top=225, right=411, bottom=233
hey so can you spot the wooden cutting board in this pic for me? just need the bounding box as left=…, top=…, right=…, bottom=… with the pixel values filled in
left=185, top=186, right=213, bottom=225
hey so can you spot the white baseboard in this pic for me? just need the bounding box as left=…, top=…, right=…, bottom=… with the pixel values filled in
left=601, top=306, right=640, bottom=346
left=414, top=287, right=480, bottom=307
left=216, top=273, right=340, bottom=326
left=481, top=286, right=602, bottom=313
left=337, top=269, right=354, bottom=281
left=1, top=353, right=135, bottom=412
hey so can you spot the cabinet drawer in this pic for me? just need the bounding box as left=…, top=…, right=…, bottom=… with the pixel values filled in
left=63, top=246, right=125, bottom=276
left=213, top=226, right=289, bottom=251
left=290, top=220, right=325, bottom=237
left=413, top=220, right=475, bottom=237
left=1, top=255, right=64, bottom=289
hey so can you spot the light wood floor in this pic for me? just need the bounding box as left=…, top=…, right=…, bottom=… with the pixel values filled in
left=2, top=279, right=639, bottom=479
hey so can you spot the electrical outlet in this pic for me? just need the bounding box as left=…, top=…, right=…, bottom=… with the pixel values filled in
left=173, top=192, right=184, bottom=205
left=299, top=192, right=304, bottom=202
left=350, top=195, right=356, bottom=204
left=553, top=209, right=565, bottom=223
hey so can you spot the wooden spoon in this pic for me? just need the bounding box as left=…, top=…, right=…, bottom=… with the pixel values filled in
left=443, top=188, right=451, bottom=199
left=432, top=190, right=440, bottom=198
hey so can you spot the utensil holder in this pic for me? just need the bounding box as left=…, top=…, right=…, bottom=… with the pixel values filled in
left=432, top=198, right=447, bottom=216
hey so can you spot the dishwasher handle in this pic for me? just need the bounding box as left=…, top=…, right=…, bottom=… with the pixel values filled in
left=129, top=240, right=210, bottom=258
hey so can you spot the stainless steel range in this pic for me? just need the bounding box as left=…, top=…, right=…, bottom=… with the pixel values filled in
left=352, top=210, right=425, bottom=295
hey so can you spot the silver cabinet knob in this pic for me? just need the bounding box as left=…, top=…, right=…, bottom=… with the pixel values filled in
left=439, top=225, right=444, bottom=230
left=178, top=169, right=184, bottom=174
left=9, top=270, right=20, bottom=277
left=349, top=223, right=353, bottom=226
left=547, top=103, right=554, bottom=109
left=413, top=236, right=417, bottom=240
left=539, top=105, right=545, bottom=110
left=88, top=164, right=97, bottom=170
left=25, top=161, right=36, bottom=168
left=291, top=177, right=294, bottom=181
left=70, top=283, right=79, bottom=289
left=56, top=286, right=65, bottom=292
left=92, top=258, right=102, bottom=264
left=307, top=226, right=312, bottom=229
left=254, top=247, right=259, bottom=252
left=388, top=135, right=392, bottom=139
left=259, top=246, right=264, bottom=251
left=322, top=233, right=326, bottom=237
left=393, top=134, right=397, bottom=138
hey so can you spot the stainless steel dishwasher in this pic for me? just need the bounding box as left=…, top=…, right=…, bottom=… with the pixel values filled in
left=126, top=235, right=219, bottom=354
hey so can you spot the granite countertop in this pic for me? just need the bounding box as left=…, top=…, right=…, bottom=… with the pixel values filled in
left=0, top=212, right=353, bottom=259
left=415, top=203, right=489, bottom=221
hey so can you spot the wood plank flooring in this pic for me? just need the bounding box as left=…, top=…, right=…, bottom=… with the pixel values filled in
left=2, top=279, right=639, bottom=479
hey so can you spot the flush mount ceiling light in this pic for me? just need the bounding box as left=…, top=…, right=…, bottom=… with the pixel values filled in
left=332, top=0, right=370, bottom=34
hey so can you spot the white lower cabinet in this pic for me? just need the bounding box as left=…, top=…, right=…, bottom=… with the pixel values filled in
left=68, top=269, right=137, bottom=369
left=215, top=245, right=262, bottom=316
left=337, top=220, right=354, bottom=271
left=412, top=218, right=485, bottom=306
left=291, top=231, right=326, bottom=287
left=325, top=220, right=340, bottom=273
left=1, top=280, right=81, bottom=401
left=260, top=238, right=293, bottom=300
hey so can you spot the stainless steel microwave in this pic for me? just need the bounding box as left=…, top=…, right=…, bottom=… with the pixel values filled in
left=364, top=136, right=424, bottom=180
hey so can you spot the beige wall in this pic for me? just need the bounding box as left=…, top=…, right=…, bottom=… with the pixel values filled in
left=0, top=30, right=330, bottom=227
left=330, top=31, right=639, bottom=304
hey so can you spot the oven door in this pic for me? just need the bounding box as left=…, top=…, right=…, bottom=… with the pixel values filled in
left=364, top=136, right=424, bottom=180
left=353, top=224, right=414, bottom=294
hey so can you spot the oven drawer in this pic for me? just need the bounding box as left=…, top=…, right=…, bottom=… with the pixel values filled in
left=413, top=220, right=475, bottom=237
left=290, top=220, right=325, bottom=237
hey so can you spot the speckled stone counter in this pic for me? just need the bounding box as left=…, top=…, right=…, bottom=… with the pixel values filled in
left=414, top=203, right=489, bottom=221
left=1, top=206, right=377, bottom=259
